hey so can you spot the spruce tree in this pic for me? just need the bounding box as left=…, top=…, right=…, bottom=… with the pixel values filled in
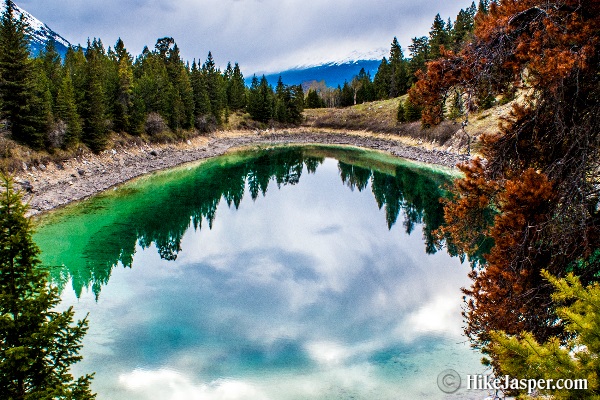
left=397, top=100, right=406, bottom=123
left=451, top=5, right=476, bottom=51
left=0, top=0, right=45, bottom=148
left=305, top=89, right=324, bottom=109
left=55, top=73, right=82, bottom=148
left=0, top=174, right=95, bottom=399
left=113, top=38, right=134, bottom=133
left=407, top=37, right=430, bottom=85
left=82, top=40, right=108, bottom=152
left=404, top=99, right=422, bottom=122
left=340, top=81, right=354, bottom=107
left=429, top=13, right=450, bottom=60
left=274, top=76, right=289, bottom=123
left=389, top=37, right=408, bottom=97
left=191, top=60, right=211, bottom=121
left=373, top=57, right=391, bottom=99
left=227, top=63, right=246, bottom=111
left=247, top=75, right=273, bottom=123
left=202, top=52, right=225, bottom=124
left=39, top=40, right=62, bottom=109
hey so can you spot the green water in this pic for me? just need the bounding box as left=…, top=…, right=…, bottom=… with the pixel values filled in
left=34, top=145, right=488, bottom=399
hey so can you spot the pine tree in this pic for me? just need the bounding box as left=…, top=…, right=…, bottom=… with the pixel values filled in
left=305, top=89, right=325, bottom=109
left=447, top=88, right=464, bottom=121
left=112, top=38, right=134, bottom=133
left=274, top=76, right=289, bottom=123
left=82, top=40, right=108, bottom=152
left=407, top=37, right=430, bottom=85
left=63, top=46, right=87, bottom=117
left=247, top=75, right=273, bottom=123
left=340, top=80, right=354, bottom=107
left=451, top=4, right=476, bottom=51
left=191, top=60, right=211, bottom=120
left=55, top=73, right=82, bottom=148
left=0, top=0, right=45, bottom=148
left=397, top=100, right=406, bottom=123
left=389, top=37, right=408, bottom=97
left=39, top=40, right=62, bottom=109
left=0, top=174, right=95, bottom=399
left=202, top=52, right=225, bottom=124
left=429, top=13, right=450, bottom=60
left=373, top=57, right=391, bottom=99
left=404, top=99, right=422, bottom=122
left=489, top=271, right=600, bottom=398
left=227, top=63, right=246, bottom=111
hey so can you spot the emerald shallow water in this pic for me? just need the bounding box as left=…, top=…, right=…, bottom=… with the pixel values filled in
left=33, top=145, right=488, bottom=399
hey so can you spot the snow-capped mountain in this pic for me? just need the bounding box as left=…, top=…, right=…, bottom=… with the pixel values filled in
left=246, top=48, right=387, bottom=88
left=2, top=1, right=71, bottom=57
left=247, top=59, right=383, bottom=89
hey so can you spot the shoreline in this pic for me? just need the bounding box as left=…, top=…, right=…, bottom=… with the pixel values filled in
left=16, top=129, right=469, bottom=216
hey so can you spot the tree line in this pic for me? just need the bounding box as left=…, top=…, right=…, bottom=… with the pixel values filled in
left=305, top=0, right=490, bottom=123
left=0, top=0, right=305, bottom=154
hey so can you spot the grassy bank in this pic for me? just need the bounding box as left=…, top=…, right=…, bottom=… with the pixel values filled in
left=1, top=97, right=507, bottom=173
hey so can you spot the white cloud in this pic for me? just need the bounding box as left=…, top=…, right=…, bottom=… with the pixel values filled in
left=19, top=0, right=470, bottom=72
left=119, top=369, right=268, bottom=400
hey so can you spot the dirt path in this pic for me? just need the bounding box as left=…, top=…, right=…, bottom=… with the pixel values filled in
left=15, top=129, right=468, bottom=216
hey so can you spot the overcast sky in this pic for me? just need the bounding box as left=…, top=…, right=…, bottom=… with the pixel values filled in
left=18, top=0, right=469, bottom=74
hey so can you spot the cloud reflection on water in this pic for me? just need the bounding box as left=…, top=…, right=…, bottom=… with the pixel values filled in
left=47, top=151, right=482, bottom=399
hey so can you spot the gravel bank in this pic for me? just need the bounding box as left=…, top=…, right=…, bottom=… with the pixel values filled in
left=16, top=130, right=468, bottom=216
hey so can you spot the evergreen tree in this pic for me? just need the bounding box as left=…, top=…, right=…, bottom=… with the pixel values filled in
left=397, top=100, right=406, bottom=123
left=29, top=61, right=53, bottom=146
left=389, top=37, right=408, bottom=97
left=55, top=73, right=83, bottom=148
left=247, top=75, right=273, bottom=123
left=82, top=40, right=108, bottom=152
left=0, top=174, right=95, bottom=399
left=404, top=99, right=422, bottom=122
left=429, top=13, right=450, bottom=60
left=112, top=38, right=134, bottom=133
left=0, top=0, right=45, bottom=148
left=447, top=88, right=464, bottom=121
left=166, top=43, right=194, bottom=130
left=340, top=80, right=354, bottom=107
left=305, top=89, right=325, bottom=109
left=190, top=60, right=211, bottom=120
left=489, top=271, right=600, bottom=398
left=477, top=0, right=489, bottom=15
left=227, top=62, right=246, bottom=111
left=287, top=84, right=304, bottom=124
left=354, top=68, right=375, bottom=103
left=407, top=37, right=430, bottom=85
left=451, top=4, right=476, bottom=51
left=63, top=46, right=87, bottom=117
left=274, top=76, right=289, bottom=123
left=39, top=40, right=62, bottom=109
left=202, top=52, right=225, bottom=124
left=373, top=57, right=391, bottom=99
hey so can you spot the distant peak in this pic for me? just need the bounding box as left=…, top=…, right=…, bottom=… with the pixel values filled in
left=2, top=1, right=71, bottom=54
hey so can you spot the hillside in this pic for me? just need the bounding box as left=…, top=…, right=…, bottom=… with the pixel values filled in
left=302, top=97, right=508, bottom=156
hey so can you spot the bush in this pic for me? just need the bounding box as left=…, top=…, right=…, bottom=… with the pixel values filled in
left=145, top=112, right=169, bottom=136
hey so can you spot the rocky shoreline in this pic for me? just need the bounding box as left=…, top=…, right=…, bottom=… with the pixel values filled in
left=15, top=129, right=468, bottom=216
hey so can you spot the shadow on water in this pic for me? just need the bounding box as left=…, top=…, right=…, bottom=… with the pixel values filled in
left=34, top=145, right=452, bottom=299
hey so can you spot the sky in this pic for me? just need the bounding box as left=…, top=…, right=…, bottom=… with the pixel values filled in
left=17, top=0, right=470, bottom=75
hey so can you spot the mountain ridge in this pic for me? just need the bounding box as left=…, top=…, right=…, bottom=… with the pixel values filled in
left=3, top=1, right=71, bottom=57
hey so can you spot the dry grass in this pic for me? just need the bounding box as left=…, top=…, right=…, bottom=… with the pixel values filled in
left=304, top=96, right=464, bottom=147
left=303, top=95, right=514, bottom=156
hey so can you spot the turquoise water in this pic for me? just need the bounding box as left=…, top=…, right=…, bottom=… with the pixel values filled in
left=34, top=145, right=488, bottom=399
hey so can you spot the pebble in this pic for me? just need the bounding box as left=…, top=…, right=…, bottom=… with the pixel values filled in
left=22, top=132, right=466, bottom=217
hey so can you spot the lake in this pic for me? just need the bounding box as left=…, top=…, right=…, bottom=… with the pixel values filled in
left=33, top=145, right=488, bottom=399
